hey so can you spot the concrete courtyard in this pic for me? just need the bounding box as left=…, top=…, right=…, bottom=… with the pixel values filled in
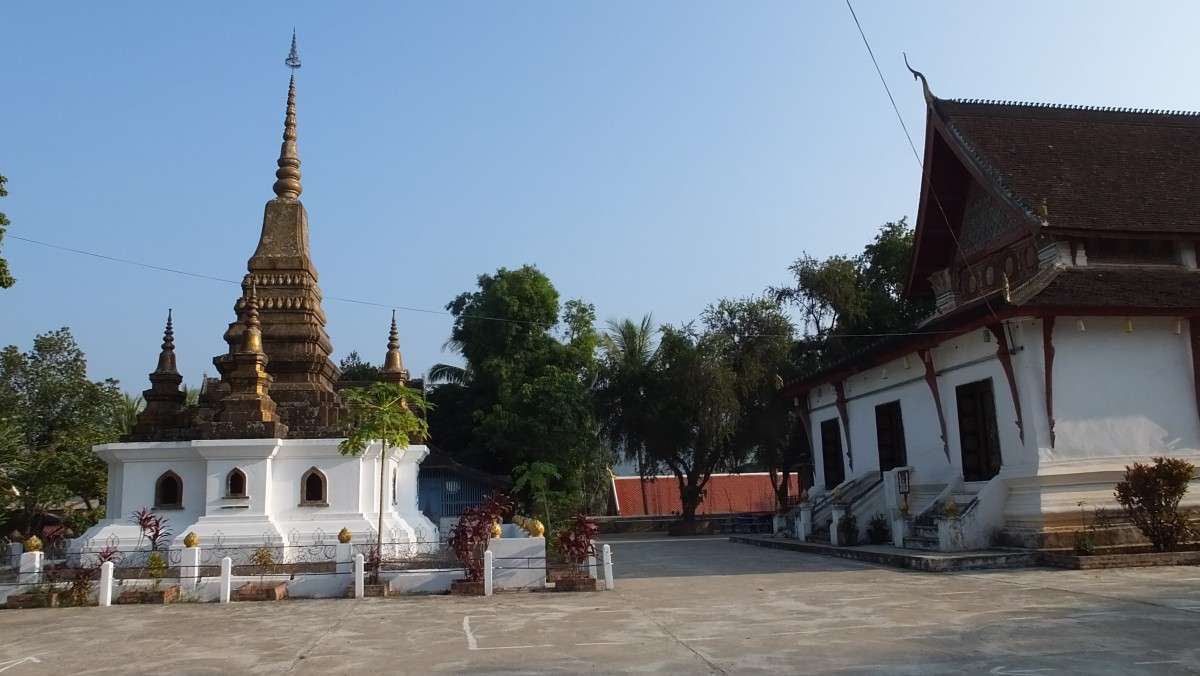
left=1, top=536, right=1199, bottom=674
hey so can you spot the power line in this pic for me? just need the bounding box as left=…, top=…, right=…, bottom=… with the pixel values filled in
left=9, top=233, right=961, bottom=342
left=843, top=0, right=999, bottom=323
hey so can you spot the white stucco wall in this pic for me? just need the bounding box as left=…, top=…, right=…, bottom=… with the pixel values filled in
left=75, top=438, right=437, bottom=554
left=1050, top=316, right=1200, bottom=460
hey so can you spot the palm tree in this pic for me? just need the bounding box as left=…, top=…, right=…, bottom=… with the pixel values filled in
left=118, top=393, right=145, bottom=435
left=595, top=315, right=659, bottom=514
left=428, top=338, right=473, bottom=386
left=338, top=382, right=432, bottom=580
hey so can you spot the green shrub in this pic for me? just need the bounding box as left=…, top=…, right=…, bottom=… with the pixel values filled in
left=1114, top=457, right=1196, bottom=552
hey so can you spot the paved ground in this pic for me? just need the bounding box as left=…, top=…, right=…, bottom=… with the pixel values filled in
left=2, top=536, right=1200, bottom=674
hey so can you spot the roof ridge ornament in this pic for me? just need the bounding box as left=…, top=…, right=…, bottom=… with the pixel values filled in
left=903, top=53, right=934, bottom=104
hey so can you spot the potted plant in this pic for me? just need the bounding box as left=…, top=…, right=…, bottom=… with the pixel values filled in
left=447, top=493, right=513, bottom=595
left=867, top=513, right=890, bottom=545
left=838, top=512, right=859, bottom=546
left=552, top=513, right=599, bottom=592
left=235, top=546, right=288, bottom=601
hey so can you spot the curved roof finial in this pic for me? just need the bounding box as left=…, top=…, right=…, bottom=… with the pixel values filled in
left=903, top=53, right=935, bottom=105
left=273, top=33, right=303, bottom=200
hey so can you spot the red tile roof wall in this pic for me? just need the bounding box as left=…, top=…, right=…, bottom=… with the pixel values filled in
left=611, top=473, right=800, bottom=516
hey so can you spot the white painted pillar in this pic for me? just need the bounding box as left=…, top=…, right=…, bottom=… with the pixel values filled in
left=98, top=561, right=114, bottom=607
left=5, top=541, right=21, bottom=569
left=798, top=504, right=813, bottom=541
left=181, top=546, right=201, bottom=593
left=354, top=553, right=365, bottom=599
left=18, top=551, right=42, bottom=586
left=335, top=543, right=353, bottom=575
left=892, top=518, right=907, bottom=547
left=219, top=557, right=232, bottom=603
left=830, top=506, right=845, bottom=547
left=602, top=545, right=614, bottom=591
left=588, top=541, right=598, bottom=580
left=483, top=550, right=494, bottom=597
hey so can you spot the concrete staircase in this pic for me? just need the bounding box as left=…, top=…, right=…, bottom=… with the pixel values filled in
left=902, top=481, right=985, bottom=552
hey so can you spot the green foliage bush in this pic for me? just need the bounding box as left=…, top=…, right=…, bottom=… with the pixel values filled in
left=1114, top=457, right=1196, bottom=552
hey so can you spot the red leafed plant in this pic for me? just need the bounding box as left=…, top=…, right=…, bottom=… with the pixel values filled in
left=448, top=493, right=513, bottom=582
left=555, top=512, right=598, bottom=571
left=130, top=507, right=172, bottom=551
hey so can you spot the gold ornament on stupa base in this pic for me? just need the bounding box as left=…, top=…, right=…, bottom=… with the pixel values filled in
left=184, top=532, right=200, bottom=548
left=338, top=528, right=353, bottom=544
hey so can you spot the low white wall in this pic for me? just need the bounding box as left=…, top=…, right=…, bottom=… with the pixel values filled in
left=488, top=536, right=546, bottom=590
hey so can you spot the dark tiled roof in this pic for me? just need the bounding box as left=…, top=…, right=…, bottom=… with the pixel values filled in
left=937, top=99, right=1200, bottom=234
left=1017, top=266, right=1200, bottom=309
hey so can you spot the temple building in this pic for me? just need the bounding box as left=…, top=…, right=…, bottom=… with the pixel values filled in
left=782, top=72, right=1200, bottom=551
left=75, top=42, right=436, bottom=552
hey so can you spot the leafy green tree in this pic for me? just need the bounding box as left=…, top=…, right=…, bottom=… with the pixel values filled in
left=643, top=325, right=740, bottom=524
left=0, top=174, right=13, bottom=289
left=0, top=328, right=123, bottom=536
left=439, top=265, right=603, bottom=516
left=702, top=297, right=800, bottom=511
left=773, top=218, right=932, bottom=368
left=512, top=461, right=561, bottom=529
left=338, top=382, right=432, bottom=571
left=338, top=350, right=381, bottom=382
left=596, top=315, right=660, bottom=513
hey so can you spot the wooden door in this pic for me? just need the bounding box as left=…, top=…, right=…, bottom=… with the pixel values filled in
left=820, top=418, right=845, bottom=490
left=955, top=379, right=1002, bottom=481
left=874, top=401, right=908, bottom=473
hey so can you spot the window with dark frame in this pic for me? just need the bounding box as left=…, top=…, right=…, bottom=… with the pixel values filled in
left=225, top=468, right=247, bottom=498
left=154, top=470, right=183, bottom=510
left=300, top=467, right=328, bottom=506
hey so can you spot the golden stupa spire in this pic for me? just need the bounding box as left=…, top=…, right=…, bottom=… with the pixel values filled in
left=380, top=310, right=407, bottom=383
left=273, top=32, right=303, bottom=200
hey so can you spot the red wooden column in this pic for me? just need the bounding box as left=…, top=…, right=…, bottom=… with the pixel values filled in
left=1043, top=317, right=1056, bottom=448
left=988, top=322, right=1026, bottom=444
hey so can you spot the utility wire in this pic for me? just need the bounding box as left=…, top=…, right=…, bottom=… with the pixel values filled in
left=8, top=233, right=959, bottom=341
left=843, top=0, right=1000, bottom=323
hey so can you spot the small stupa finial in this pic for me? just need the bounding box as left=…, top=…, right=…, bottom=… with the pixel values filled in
left=273, top=32, right=303, bottom=200
left=903, top=53, right=935, bottom=105
left=154, top=309, right=179, bottom=375
left=380, top=310, right=407, bottom=382
left=240, top=283, right=264, bottom=353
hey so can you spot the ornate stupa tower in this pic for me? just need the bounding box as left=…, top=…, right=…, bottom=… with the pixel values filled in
left=220, top=33, right=344, bottom=437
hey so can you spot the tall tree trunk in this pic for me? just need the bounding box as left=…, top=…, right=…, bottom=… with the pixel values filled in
left=636, top=446, right=649, bottom=514
left=679, top=482, right=702, bottom=522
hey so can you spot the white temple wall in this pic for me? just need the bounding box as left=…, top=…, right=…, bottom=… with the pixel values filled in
left=1049, top=316, right=1200, bottom=461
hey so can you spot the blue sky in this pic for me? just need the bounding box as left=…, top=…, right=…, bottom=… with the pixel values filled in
left=3, top=2, right=1200, bottom=391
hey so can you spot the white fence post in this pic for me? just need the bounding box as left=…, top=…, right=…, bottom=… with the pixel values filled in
left=483, top=550, right=493, bottom=597
left=98, top=561, right=114, bottom=606
left=602, top=544, right=614, bottom=591
left=354, top=553, right=365, bottom=599
left=219, top=557, right=232, bottom=603
left=181, top=546, right=201, bottom=593
left=17, top=551, right=42, bottom=586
